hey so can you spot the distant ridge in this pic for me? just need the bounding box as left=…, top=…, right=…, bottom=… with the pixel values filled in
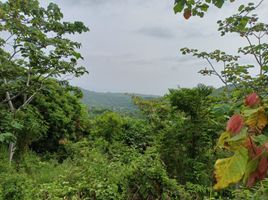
left=80, top=88, right=159, bottom=114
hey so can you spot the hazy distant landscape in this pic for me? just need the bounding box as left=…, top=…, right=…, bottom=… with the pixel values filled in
left=81, top=88, right=159, bottom=114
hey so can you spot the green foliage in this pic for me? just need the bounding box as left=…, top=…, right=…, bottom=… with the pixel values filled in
left=90, top=112, right=124, bottom=143
left=180, top=2, right=268, bottom=97
left=174, top=0, right=235, bottom=18
left=126, top=148, right=189, bottom=200
left=134, top=85, right=224, bottom=198
left=213, top=93, right=268, bottom=190
left=3, top=0, right=268, bottom=199
left=30, top=79, right=90, bottom=156
left=0, top=139, right=190, bottom=200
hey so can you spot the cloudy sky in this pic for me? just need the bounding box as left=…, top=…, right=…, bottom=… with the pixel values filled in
left=41, top=0, right=268, bottom=95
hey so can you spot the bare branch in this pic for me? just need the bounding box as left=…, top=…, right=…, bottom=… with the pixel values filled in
left=205, top=58, right=227, bottom=86
left=245, top=36, right=263, bottom=74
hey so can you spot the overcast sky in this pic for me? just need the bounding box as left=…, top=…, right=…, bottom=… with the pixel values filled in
left=40, top=0, right=268, bottom=95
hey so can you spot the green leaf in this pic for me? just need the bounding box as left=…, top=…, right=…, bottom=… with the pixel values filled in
left=214, top=0, right=224, bottom=8
left=262, top=66, right=268, bottom=71
left=243, top=107, right=260, bottom=117
left=214, top=147, right=248, bottom=190
left=238, top=17, right=249, bottom=30
left=238, top=5, right=245, bottom=12
left=0, top=132, right=16, bottom=143
left=217, top=131, right=231, bottom=149
left=174, top=0, right=186, bottom=14
left=253, top=134, right=268, bottom=145
left=200, top=4, right=209, bottom=12
left=227, top=128, right=247, bottom=143
left=11, top=121, right=23, bottom=130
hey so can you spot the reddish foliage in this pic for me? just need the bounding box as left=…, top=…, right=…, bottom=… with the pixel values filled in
left=247, top=156, right=268, bottom=187
left=226, top=114, right=244, bottom=134
left=263, top=142, right=268, bottom=151
left=246, top=144, right=268, bottom=187
left=246, top=138, right=258, bottom=158
left=247, top=171, right=259, bottom=187
left=258, top=157, right=268, bottom=175
left=183, top=10, right=191, bottom=20
left=245, top=93, right=260, bottom=107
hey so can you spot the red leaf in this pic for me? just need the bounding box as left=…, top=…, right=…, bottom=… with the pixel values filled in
left=247, top=171, right=258, bottom=187
left=183, top=10, right=191, bottom=20
left=258, top=157, right=268, bottom=175
left=226, top=114, right=244, bottom=135
left=245, top=93, right=260, bottom=107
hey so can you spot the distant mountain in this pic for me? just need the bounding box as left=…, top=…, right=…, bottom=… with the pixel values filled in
left=80, top=89, right=159, bottom=115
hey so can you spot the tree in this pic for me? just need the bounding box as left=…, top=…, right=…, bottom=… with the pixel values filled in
left=29, top=79, right=90, bottom=158
left=175, top=0, right=268, bottom=190
left=174, top=0, right=236, bottom=19
left=180, top=2, right=268, bottom=98
left=134, top=85, right=221, bottom=193
left=0, top=0, right=89, bottom=162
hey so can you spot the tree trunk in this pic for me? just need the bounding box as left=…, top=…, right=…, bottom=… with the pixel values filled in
left=8, top=143, right=16, bottom=163
left=4, top=77, right=16, bottom=164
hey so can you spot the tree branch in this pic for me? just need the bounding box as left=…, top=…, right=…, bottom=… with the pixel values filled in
left=245, top=36, right=263, bottom=75
left=205, top=58, right=227, bottom=86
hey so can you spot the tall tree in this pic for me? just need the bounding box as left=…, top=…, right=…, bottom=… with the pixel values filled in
left=180, top=2, right=268, bottom=97
left=0, top=0, right=89, bottom=162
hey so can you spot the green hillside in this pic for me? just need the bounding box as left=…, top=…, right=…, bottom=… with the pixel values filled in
left=80, top=89, right=159, bottom=115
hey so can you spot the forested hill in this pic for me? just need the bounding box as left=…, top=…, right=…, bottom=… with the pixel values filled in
left=80, top=88, right=159, bottom=114
left=80, top=87, right=226, bottom=114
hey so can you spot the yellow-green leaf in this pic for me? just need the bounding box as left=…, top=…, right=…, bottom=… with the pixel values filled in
left=217, top=131, right=230, bottom=149
left=227, top=128, right=248, bottom=149
left=243, top=107, right=260, bottom=117
left=214, top=147, right=248, bottom=190
left=246, top=107, right=268, bottom=130
left=217, top=128, right=248, bottom=150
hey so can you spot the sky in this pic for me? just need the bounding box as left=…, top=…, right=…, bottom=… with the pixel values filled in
left=40, top=0, right=268, bottom=95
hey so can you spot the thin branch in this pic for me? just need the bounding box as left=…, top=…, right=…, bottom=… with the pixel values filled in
left=18, top=88, right=41, bottom=111
left=8, top=49, right=21, bottom=61
left=244, top=0, right=265, bottom=16
left=205, top=58, right=227, bottom=86
left=1, top=87, right=28, bottom=104
left=17, top=69, right=58, bottom=110
left=4, top=34, right=14, bottom=43
left=23, top=66, right=31, bottom=103
left=3, top=78, right=15, bottom=112
left=255, top=0, right=265, bottom=10
left=245, top=36, right=262, bottom=71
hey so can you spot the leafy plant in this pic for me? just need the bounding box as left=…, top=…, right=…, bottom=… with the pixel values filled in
left=214, top=93, right=268, bottom=189
left=0, top=0, right=89, bottom=162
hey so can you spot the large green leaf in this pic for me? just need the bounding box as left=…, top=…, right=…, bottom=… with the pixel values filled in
left=214, top=147, right=248, bottom=190
left=174, top=0, right=186, bottom=14
left=214, top=0, right=224, bottom=8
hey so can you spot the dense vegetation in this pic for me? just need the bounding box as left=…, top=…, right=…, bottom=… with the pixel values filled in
left=1, top=0, right=268, bottom=199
